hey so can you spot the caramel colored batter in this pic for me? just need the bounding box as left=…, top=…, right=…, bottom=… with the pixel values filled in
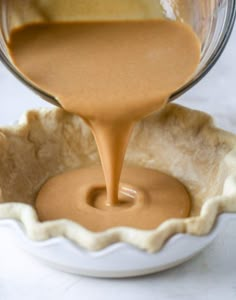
left=9, top=20, right=200, bottom=230
left=36, top=166, right=191, bottom=231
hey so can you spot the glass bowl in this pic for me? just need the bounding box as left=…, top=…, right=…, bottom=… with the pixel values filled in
left=0, top=0, right=235, bottom=106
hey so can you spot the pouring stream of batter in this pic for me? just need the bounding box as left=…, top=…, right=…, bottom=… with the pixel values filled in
left=8, top=20, right=201, bottom=230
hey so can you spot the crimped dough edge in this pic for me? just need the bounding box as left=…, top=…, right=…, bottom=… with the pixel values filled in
left=0, top=103, right=235, bottom=252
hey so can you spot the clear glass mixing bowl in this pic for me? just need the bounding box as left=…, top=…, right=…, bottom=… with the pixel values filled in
left=0, top=0, right=235, bottom=106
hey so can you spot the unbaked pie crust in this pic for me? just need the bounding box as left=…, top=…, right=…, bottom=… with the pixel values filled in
left=0, top=103, right=236, bottom=252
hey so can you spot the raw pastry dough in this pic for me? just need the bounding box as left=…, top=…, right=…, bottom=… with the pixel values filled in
left=0, top=103, right=235, bottom=252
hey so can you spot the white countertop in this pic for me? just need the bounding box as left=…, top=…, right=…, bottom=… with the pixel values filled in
left=0, top=26, right=236, bottom=300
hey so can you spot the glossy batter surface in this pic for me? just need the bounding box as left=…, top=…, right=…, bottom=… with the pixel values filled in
left=36, top=166, right=191, bottom=231
left=9, top=20, right=200, bottom=229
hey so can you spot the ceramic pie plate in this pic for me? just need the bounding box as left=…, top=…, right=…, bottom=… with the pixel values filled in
left=0, top=213, right=236, bottom=278
left=0, top=104, right=236, bottom=277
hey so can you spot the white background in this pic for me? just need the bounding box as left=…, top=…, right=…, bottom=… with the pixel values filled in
left=0, top=25, right=236, bottom=300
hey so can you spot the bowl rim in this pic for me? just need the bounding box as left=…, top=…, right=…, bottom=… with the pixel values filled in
left=170, top=0, right=236, bottom=101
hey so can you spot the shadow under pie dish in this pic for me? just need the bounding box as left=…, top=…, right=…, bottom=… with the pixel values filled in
left=0, top=103, right=236, bottom=277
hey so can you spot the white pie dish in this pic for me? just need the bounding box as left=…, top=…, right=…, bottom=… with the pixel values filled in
left=0, top=213, right=235, bottom=278
left=0, top=104, right=236, bottom=277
